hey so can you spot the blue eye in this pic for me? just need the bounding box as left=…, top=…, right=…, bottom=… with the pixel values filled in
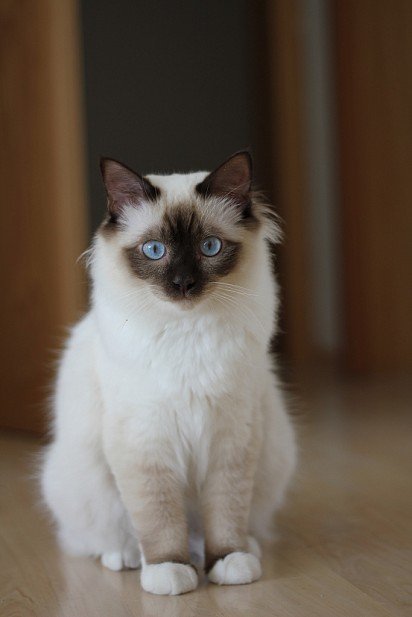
left=201, top=236, right=222, bottom=257
left=142, top=240, right=166, bottom=260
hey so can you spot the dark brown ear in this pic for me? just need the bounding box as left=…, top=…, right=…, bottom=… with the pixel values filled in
left=100, top=158, right=159, bottom=219
left=196, top=151, right=252, bottom=208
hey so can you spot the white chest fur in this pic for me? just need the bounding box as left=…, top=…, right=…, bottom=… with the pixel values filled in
left=93, top=299, right=266, bottom=483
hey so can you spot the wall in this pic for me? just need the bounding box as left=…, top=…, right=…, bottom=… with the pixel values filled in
left=80, top=1, right=267, bottom=231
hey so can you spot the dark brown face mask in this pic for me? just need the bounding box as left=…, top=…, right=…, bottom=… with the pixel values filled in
left=124, top=207, right=241, bottom=302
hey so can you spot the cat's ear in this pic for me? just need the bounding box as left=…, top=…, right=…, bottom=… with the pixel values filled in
left=100, top=158, right=159, bottom=218
left=196, top=151, right=252, bottom=207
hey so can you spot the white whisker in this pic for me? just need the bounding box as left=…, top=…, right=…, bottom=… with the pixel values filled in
left=213, top=290, right=266, bottom=335
left=209, top=281, right=258, bottom=296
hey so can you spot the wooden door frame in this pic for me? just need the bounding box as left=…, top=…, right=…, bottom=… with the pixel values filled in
left=0, top=0, right=88, bottom=431
left=265, top=0, right=314, bottom=365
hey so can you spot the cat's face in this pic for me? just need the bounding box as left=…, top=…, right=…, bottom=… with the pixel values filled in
left=123, top=206, right=241, bottom=302
left=99, top=152, right=275, bottom=307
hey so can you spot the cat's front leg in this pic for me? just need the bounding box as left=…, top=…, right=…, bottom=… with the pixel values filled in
left=202, top=438, right=262, bottom=586
left=103, top=428, right=197, bottom=595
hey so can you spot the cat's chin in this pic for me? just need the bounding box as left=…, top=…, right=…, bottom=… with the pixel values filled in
left=146, top=288, right=203, bottom=311
left=169, top=297, right=199, bottom=311
left=155, top=293, right=202, bottom=312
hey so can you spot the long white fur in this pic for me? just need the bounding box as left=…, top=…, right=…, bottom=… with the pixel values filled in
left=41, top=171, right=297, bottom=595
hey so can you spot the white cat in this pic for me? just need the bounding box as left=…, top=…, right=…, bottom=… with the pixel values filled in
left=41, top=152, right=296, bottom=595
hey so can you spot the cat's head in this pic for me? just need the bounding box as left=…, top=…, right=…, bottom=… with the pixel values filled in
left=95, top=152, right=279, bottom=309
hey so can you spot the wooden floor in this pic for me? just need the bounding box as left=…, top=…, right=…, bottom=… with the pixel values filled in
left=1, top=371, right=411, bottom=616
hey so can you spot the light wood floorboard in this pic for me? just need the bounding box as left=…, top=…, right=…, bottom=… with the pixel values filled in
left=1, top=372, right=411, bottom=616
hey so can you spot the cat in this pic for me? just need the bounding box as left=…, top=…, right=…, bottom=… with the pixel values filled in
left=41, top=151, right=297, bottom=595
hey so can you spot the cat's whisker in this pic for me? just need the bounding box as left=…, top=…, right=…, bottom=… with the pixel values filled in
left=215, top=289, right=262, bottom=303
left=77, top=247, right=94, bottom=266
left=118, top=289, right=143, bottom=301
left=212, top=293, right=266, bottom=346
left=120, top=291, right=155, bottom=317
left=117, top=284, right=157, bottom=302
left=210, top=285, right=265, bottom=308
left=213, top=291, right=266, bottom=335
left=121, top=293, right=149, bottom=307
left=211, top=281, right=253, bottom=291
left=209, top=281, right=258, bottom=296
left=210, top=286, right=259, bottom=300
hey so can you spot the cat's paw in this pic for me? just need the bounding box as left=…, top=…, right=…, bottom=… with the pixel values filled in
left=101, top=548, right=141, bottom=571
left=140, top=562, right=198, bottom=595
left=208, top=552, right=261, bottom=585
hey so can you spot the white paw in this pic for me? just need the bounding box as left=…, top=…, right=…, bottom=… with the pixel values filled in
left=101, top=548, right=141, bottom=571
left=141, top=562, right=198, bottom=595
left=208, top=552, right=261, bottom=585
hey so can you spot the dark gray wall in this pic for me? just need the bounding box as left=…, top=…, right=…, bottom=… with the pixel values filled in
left=81, top=1, right=269, bottom=231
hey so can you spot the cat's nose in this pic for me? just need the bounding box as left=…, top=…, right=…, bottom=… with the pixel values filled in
left=172, top=274, right=196, bottom=295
